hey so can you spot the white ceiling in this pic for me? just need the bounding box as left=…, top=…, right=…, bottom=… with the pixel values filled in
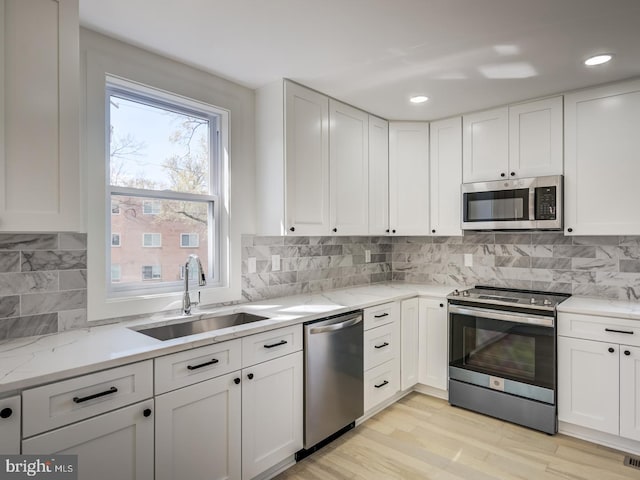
left=79, top=0, right=640, bottom=120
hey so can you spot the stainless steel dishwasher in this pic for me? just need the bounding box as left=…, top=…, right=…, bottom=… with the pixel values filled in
left=300, top=310, right=363, bottom=457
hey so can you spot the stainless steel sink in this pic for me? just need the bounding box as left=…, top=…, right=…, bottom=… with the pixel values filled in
left=134, top=312, right=269, bottom=341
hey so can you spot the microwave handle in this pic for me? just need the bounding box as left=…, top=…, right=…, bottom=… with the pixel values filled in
left=529, top=188, right=535, bottom=221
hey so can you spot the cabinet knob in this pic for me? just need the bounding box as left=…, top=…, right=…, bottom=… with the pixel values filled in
left=247, top=373, right=254, bottom=380
left=439, top=303, right=444, bottom=308
left=510, top=172, right=516, bottom=177
left=0, top=408, right=12, bottom=419
left=432, top=229, right=436, bottom=234
left=289, top=227, right=295, bottom=232
left=392, top=229, right=396, bottom=234
left=385, top=229, right=390, bottom=233
left=332, top=228, right=337, bottom=233
left=567, top=228, right=573, bottom=233
left=143, top=408, right=152, bottom=418
left=500, top=172, right=506, bottom=177
left=625, top=350, right=631, bottom=356
left=608, top=347, right=615, bottom=353
left=234, top=377, right=241, bottom=384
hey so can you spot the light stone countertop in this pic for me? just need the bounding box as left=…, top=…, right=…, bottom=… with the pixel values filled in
left=557, top=295, right=640, bottom=320
left=0, top=282, right=455, bottom=394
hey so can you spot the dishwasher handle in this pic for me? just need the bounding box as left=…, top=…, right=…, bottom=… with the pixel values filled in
left=308, top=316, right=362, bottom=334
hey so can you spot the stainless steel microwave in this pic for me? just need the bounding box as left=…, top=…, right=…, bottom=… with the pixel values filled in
left=461, top=175, right=563, bottom=231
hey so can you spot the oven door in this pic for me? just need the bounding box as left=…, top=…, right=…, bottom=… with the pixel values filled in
left=449, top=304, right=556, bottom=404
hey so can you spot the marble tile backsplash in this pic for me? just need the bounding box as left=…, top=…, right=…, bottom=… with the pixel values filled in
left=392, top=233, right=640, bottom=301
left=0, top=233, right=87, bottom=340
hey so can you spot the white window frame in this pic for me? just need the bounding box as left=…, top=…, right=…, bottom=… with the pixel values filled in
left=180, top=233, right=199, bottom=248
left=142, top=232, right=162, bottom=248
left=142, top=200, right=162, bottom=215
left=84, top=45, right=236, bottom=322
left=141, top=265, right=162, bottom=281
left=111, top=233, right=121, bottom=247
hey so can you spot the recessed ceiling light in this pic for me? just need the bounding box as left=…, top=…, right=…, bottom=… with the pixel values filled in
left=584, top=54, right=613, bottom=66
left=410, top=95, right=429, bottom=104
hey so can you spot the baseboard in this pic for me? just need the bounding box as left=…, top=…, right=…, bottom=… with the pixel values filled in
left=255, top=455, right=296, bottom=480
left=559, top=422, right=640, bottom=456
left=356, top=389, right=413, bottom=425
left=413, top=383, right=448, bottom=400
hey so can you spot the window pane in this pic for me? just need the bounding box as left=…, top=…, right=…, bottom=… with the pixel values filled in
left=110, top=194, right=210, bottom=289
left=109, top=95, right=211, bottom=194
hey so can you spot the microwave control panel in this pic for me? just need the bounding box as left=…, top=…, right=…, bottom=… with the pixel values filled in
left=535, top=186, right=557, bottom=220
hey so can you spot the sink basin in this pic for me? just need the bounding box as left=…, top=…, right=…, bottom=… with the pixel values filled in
left=135, top=312, right=269, bottom=341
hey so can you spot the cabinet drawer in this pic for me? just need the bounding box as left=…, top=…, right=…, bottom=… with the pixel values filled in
left=155, top=339, right=242, bottom=394
left=364, top=321, right=399, bottom=370
left=242, top=325, right=302, bottom=367
left=558, top=312, right=640, bottom=346
left=364, top=359, right=399, bottom=412
left=22, top=360, right=153, bottom=438
left=363, top=302, right=400, bottom=330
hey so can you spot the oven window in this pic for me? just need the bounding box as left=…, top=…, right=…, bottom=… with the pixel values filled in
left=450, top=313, right=554, bottom=389
left=464, top=188, right=529, bottom=222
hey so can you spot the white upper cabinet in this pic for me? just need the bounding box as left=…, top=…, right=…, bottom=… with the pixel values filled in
left=509, top=97, right=563, bottom=178
left=285, top=82, right=330, bottom=236
left=463, top=97, right=562, bottom=183
left=389, top=122, right=430, bottom=235
left=0, top=0, right=81, bottom=232
left=329, top=100, right=369, bottom=235
left=368, top=115, right=389, bottom=235
left=564, top=79, right=640, bottom=236
left=463, top=107, right=508, bottom=182
left=429, top=117, right=462, bottom=236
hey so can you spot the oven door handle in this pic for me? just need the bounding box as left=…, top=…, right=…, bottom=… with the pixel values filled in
left=449, top=305, right=554, bottom=327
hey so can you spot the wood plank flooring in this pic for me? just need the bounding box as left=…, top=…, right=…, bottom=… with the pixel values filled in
left=276, top=393, right=639, bottom=480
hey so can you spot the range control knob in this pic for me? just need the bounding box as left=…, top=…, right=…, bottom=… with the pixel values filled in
left=451, top=289, right=460, bottom=296
left=543, top=299, right=553, bottom=306
left=530, top=298, right=537, bottom=304
left=462, top=290, right=470, bottom=297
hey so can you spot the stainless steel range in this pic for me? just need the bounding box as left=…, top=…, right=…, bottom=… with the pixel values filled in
left=447, top=286, right=570, bottom=434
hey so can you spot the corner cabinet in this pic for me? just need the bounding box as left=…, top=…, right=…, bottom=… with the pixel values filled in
left=0, top=0, right=81, bottom=232
left=462, top=97, right=562, bottom=183
left=429, top=117, right=462, bottom=236
left=564, top=79, right=640, bottom=236
left=389, top=122, right=430, bottom=235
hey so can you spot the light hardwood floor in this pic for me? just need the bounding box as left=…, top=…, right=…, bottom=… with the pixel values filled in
left=277, top=393, right=639, bottom=480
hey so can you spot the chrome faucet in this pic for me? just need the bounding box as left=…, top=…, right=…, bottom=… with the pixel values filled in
left=183, top=254, right=207, bottom=315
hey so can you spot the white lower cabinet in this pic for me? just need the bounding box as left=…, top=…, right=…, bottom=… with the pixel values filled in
left=155, top=372, right=241, bottom=480
left=242, top=351, right=303, bottom=480
left=418, top=297, right=448, bottom=391
left=364, top=360, right=399, bottom=412
left=400, top=297, right=420, bottom=390
left=0, top=395, right=20, bottom=454
left=558, top=313, right=640, bottom=443
left=22, top=400, right=154, bottom=480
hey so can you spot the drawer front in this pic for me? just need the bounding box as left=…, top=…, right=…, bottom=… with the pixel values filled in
left=364, top=321, right=399, bottom=371
left=242, top=325, right=302, bottom=367
left=364, top=302, right=400, bottom=330
left=364, top=359, right=400, bottom=412
left=155, top=339, right=242, bottom=394
left=558, top=312, right=640, bottom=346
left=23, top=360, right=153, bottom=438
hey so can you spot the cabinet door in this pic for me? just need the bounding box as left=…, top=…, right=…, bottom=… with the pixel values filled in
left=389, top=122, right=429, bottom=235
left=462, top=107, right=508, bottom=182
left=155, top=373, right=241, bottom=480
left=418, top=298, right=448, bottom=390
left=0, top=395, right=20, bottom=454
left=329, top=100, right=369, bottom=235
left=400, top=297, right=419, bottom=390
left=0, top=0, right=80, bottom=231
left=369, top=115, right=389, bottom=235
left=284, top=82, right=330, bottom=235
left=22, top=400, right=154, bottom=480
left=557, top=336, right=619, bottom=435
left=509, top=97, right=563, bottom=178
left=242, top=351, right=303, bottom=480
left=564, top=79, right=640, bottom=235
left=429, top=117, right=462, bottom=236
left=620, top=345, right=640, bottom=441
